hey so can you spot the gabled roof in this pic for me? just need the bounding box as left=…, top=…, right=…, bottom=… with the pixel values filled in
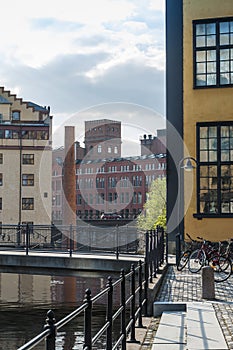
left=0, top=95, right=12, bottom=104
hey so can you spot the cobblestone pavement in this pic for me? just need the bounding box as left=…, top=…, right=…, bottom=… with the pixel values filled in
left=155, top=265, right=233, bottom=349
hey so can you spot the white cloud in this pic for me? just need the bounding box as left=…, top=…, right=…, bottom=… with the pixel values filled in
left=1, top=0, right=165, bottom=143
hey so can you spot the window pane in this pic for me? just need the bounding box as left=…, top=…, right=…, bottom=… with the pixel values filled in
left=221, top=138, right=229, bottom=149
left=200, top=177, right=208, bottom=189
left=209, top=151, right=217, bottom=162
left=220, top=49, right=230, bottom=60
left=197, top=63, right=206, bottom=73
left=200, top=127, right=208, bottom=138
left=207, top=62, right=216, bottom=73
left=200, top=139, right=208, bottom=149
left=207, top=50, right=216, bottom=61
left=196, top=75, right=206, bottom=86
left=196, top=51, right=206, bottom=62
left=196, top=36, right=205, bottom=47
left=196, top=23, right=205, bottom=35
left=220, top=34, right=230, bottom=45
left=209, top=138, right=217, bottom=149
left=220, top=22, right=229, bottom=33
left=209, top=126, right=217, bottom=137
left=207, top=35, right=216, bottom=46
left=207, top=74, right=216, bottom=85
left=220, top=61, right=230, bottom=72
left=221, top=126, right=230, bottom=137
left=207, top=23, right=216, bottom=35
left=220, top=73, right=230, bottom=84
left=200, top=150, right=208, bottom=162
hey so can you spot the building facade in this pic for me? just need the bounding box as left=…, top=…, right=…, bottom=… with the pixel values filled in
left=166, top=0, right=233, bottom=244
left=0, top=87, right=52, bottom=225
left=52, top=120, right=166, bottom=224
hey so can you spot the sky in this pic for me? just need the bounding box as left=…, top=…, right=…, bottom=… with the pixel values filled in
left=0, top=0, right=166, bottom=154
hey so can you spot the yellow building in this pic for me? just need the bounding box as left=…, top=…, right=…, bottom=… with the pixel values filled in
left=166, top=0, right=233, bottom=247
left=0, top=87, right=52, bottom=225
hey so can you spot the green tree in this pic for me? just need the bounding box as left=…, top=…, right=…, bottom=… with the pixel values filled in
left=137, top=178, right=166, bottom=230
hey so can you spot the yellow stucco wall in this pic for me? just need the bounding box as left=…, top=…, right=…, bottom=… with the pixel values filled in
left=183, top=0, right=233, bottom=241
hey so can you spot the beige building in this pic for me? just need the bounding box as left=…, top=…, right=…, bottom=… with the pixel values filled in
left=0, top=86, right=52, bottom=225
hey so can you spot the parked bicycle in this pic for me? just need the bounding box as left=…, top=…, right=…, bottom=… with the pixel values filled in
left=188, top=237, right=232, bottom=283
left=176, top=233, right=200, bottom=271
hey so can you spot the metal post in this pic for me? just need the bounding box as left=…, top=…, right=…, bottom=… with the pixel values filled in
left=17, top=222, right=21, bottom=247
left=83, top=288, right=92, bottom=350
left=138, top=260, right=143, bottom=328
left=120, top=269, right=126, bottom=350
left=69, top=224, right=73, bottom=257
left=149, top=230, right=153, bottom=283
left=144, top=260, right=149, bottom=317
left=129, top=264, right=137, bottom=342
left=44, top=310, right=56, bottom=350
left=176, top=232, right=181, bottom=266
left=26, top=223, right=29, bottom=256
left=153, top=230, right=157, bottom=278
left=116, top=224, right=119, bottom=259
left=106, top=276, right=113, bottom=350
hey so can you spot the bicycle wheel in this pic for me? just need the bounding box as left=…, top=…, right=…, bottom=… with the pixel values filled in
left=209, top=255, right=232, bottom=283
left=177, top=250, right=191, bottom=271
left=188, top=249, right=206, bottom=273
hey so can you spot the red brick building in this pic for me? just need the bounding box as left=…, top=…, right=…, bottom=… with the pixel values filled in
left=52, top=119, right=166, bottom=224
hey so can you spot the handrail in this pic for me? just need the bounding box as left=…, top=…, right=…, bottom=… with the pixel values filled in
left=17, top=226, right=165, bottom=350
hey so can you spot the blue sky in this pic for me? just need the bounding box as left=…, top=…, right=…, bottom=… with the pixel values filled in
left=0, top=0, right=165, bottom=151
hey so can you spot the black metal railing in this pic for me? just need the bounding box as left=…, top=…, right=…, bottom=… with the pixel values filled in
left=17, top=226, right=165, bottom=350
left=0, top=223, right=143, bottom=258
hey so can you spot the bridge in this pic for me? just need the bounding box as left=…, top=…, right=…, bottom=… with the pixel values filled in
left=0, top=250, right=144, bottom=276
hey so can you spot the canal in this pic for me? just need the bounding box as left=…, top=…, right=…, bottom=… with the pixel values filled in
left=0, top=271, right=122, bottom=349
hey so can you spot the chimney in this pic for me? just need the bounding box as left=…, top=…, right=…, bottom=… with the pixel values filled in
left=63, top=126, right=76, bottom=226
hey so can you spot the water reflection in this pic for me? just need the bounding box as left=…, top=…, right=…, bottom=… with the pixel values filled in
left=0, top=272, right=120, bottom=349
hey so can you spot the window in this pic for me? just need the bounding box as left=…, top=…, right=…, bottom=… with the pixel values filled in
left=12, top=110, right=20, bottom=121
left=97, top=145, right=102, bottom=153
left=197, top=122, right=233, bottom=216
left=22, top=174, right=34, bottom=186
left=0, top=154, right=3, bottom=164
left=22, top=154, right=34, bottom=164
left=0, top=198, right=2, bottom=210
left=194, top=18, right=233, bottom=88
left=22, top=198, right=34, bottom=210
left=0, top=174, right=2, bottom=186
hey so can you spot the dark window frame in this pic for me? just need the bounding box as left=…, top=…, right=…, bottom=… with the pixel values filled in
left=193, top=17, right=233, bottom=88
left=195, top=121, right=233, bottom=218
left=22, top=154, right=34, bottom=165
left=22, top=198, right=34, bottom=210
left=22, top=174, right=34, bottom=186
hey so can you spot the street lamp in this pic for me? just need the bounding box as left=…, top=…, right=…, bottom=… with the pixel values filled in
left=176, top=156, right=198, bottom=264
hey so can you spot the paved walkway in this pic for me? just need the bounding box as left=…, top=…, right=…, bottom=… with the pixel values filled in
left=152, top=263, right=233, bottom=349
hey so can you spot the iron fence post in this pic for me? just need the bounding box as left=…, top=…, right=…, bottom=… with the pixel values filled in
left=116, top=224, right=119, bottom=259
left=106, top=276, right=113, bottom=350
left=17, top=222, right=21, bottom=247
left=83, top=288, right=92, bottom=350
left=129, top=264, right=136, bottom=342
left=120, top=269, right=126, bottom=350
left=149, top=230, right=153, bottom=283
left=138, top=260, right=143, bottom=328
left=144, top=260, right=149, bottom=316
left=153, top=230, right=157, bottom=278
left=26, top=223, right=29, bottom=256
left=44, top=310, right=56, bottom=350
left=69, top=224, right=73, bottom=257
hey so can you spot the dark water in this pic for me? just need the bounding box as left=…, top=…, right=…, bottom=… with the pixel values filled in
left=0, top=272, right=122, bottom=350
